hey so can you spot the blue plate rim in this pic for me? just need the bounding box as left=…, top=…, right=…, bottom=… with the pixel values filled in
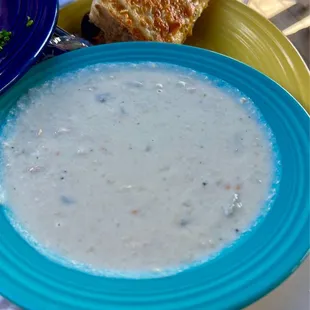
left=0, top=42, right=309, bottom=310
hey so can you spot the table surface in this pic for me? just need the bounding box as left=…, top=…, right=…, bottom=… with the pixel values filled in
left=0, top=1, right=308, bottom=309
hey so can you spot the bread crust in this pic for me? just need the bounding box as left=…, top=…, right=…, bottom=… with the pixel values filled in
left=89, top=0, right=210, bottom=43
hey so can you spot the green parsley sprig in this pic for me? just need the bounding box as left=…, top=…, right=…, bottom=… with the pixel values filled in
left=0, top=30, right=12, bottom=51
left=26, top=16, right=34, bottom=27
left=0, top=17, right=34, bottom=52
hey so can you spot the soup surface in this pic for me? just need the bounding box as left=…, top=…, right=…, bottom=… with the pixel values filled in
left=0, top=63, right=278, bottom=276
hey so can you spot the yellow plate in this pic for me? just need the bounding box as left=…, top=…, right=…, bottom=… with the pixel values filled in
left=58, top=0, right=309, bottom=111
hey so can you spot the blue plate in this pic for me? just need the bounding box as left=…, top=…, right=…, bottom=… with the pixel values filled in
left=0, top=43, right=309, bottom=310
left=0, top=0, right=58, bottom=94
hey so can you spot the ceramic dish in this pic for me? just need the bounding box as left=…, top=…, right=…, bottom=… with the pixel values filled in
left=0, top=0, right=58, bottom=94
left=58, top=0, right=310, bottom=112
left=0, top=43, right=309, bottom=310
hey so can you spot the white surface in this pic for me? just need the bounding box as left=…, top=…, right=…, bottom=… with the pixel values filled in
left=247, top=258, right=310, bottom=310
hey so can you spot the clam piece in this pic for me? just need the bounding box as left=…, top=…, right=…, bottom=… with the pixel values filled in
left=223, top=193, right=242, bottom=216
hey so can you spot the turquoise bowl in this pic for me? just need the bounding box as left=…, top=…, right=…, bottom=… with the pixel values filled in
left=0, top=43, right=309, bottom=310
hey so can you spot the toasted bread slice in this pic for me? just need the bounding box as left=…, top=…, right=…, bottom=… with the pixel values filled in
left=89, top=0, right=210, bottom=43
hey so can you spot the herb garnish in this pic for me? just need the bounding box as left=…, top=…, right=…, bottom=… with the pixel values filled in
left=0, top=30, right=12, bottom=51
left=26, top=16, right=34, bottom=27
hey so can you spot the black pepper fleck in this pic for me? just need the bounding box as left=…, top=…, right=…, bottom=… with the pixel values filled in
left=145, top=145, right=152, bottom=152
left=179, top=219, right=190, bottom=227
left=120, top=107, right=126, bottom=115
left=96, top=94, right=108, bottom=103
left=235, top=228, right=240, bottom=233
left=87, top=246, right=95, bottom=253
left=60, top=177, right=64, bottom=180
left=202, top=182, right=208, bottom=186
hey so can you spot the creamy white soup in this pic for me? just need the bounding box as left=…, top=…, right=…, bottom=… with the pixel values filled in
left=0, top=63, right=279, bottom=276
